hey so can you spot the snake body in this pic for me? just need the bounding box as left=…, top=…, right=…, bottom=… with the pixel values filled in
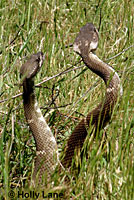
left=20, top=23, right=122, bottom=185
left=20, top=52, right=58, bottom=185
left=62, top=23, right=122, bottom=168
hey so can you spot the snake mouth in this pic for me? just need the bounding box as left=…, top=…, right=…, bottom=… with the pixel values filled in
left=89, top=40, right=98, bottom=52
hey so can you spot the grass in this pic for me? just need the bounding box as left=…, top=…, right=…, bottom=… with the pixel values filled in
left=0, top=0, right=134, bottom=199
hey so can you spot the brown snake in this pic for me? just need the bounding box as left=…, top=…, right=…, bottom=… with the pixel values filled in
left=20, top=23, right=122, bottom=185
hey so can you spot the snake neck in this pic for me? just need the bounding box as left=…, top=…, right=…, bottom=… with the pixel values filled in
left=62, top=51, right=122, bottom=168
left=83, top=52, right=122, bottom=128
left=22, top=79, right=35, bottom=104
left=83, top=52, right=121, bottom=92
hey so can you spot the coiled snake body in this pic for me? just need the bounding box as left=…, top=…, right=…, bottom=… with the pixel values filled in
left=20, top=23, right=122, bottom=185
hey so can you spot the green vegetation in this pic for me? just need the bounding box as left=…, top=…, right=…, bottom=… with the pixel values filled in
left=0, top=0, right=134, bottom=199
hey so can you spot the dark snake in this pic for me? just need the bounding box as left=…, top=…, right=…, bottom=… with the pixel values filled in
left=20, top=23, right=122, bottom=185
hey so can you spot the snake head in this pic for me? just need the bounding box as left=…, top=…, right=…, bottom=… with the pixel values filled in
left=20, top=52, right=45, bottom=82
left=73, top=23, right=99, bottom=55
